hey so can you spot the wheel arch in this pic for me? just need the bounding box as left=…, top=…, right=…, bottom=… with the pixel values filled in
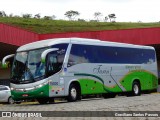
left=132, top=78, right=141, bottom=88
left=66, top=79, right=81, bottom=96
left=70, top=81, right=81, bottom=93
left=8, top=96, right=14, bottom=104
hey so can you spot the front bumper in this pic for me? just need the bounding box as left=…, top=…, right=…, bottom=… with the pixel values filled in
left=11, top=84, right=49, bottom=101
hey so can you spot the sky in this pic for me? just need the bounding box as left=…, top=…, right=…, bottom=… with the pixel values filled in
left=0, top=0, right=160, bottom=22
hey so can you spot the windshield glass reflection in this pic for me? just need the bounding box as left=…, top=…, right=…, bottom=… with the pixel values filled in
left=11, top=48, right=46, bottom=84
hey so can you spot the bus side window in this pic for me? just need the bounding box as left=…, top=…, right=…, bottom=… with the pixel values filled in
left=68, top=44, right=90, bottom=67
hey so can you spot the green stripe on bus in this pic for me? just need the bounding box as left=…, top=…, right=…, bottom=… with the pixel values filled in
left=75, top=73, right=115, bottom=93
left=120, top=70, right=158, bottom=91
left=74, top=70, right=158, bottom=94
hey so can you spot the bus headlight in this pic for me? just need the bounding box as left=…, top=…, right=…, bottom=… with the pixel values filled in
left=11, top=87, right=15, bottom=90
left=35, top=84, right=43, bottom=89
left=43, top=81, right=49, bottom=85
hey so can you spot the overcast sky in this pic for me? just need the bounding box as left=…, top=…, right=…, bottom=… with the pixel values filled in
left=0, top=0, right=160, bottom=22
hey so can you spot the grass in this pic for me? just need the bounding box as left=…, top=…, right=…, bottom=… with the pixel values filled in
left=0, top=17, right=160, bottom=34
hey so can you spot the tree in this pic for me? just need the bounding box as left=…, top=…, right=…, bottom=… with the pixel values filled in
left=64, top=10, right=80, bottom=20
left=0, top=11, right=7, bottom=17
left=43, top=16, right=52, bottom=20
left=104, top=16, right=108, bottom=22
left=78, top=18, right=85, bottom=22
left=9, top=13, right=13, bottom=17
left=108, top=14, right=116, bottom=22
left=94, top=12, right=102, bottom=21
left=34, top=13, right=41, bottom=19
left=22, top=14, right=32, bottom=18
left=0, top=11, right=3, bottom=17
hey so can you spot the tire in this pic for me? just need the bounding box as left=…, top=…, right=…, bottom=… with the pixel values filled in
left=67, top=84, right=79, bottom=102
left=48, top=98, right=55, bottom=103
left=132, top=81, right=141, bottom=96
left=37, top=98, right=49, bottom=104
left=15, top=102, right=21, bottom=104
left=8, top=97, right=14, bottom=104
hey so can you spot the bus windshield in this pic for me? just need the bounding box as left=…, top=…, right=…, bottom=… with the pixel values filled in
left=11, top=48, right=46, bottom=84
left=11, top=43, right=68, bottom=84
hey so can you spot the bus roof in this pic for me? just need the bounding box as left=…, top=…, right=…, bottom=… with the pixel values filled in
left=17, top=38, right=71, bottom=52
left=17, top=37, right=154, bottom=52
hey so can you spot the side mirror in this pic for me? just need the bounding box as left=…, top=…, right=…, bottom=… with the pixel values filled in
left=2, top=54, right=15, bottom=68
left=41, top=48, right=59, bottom=63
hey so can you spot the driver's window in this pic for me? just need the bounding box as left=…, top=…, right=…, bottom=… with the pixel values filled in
left=47, top=54, right=56, bottom=76
left=48, top=55, right=57, bottom=71
left=47, top=53, right=62, bottom=76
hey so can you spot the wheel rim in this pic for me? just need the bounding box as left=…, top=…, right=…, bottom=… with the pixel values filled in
left=71, top=87, right=77, bottom=99
left=133, top=84, right=139, bottom=95
left=9, top=97, right=14, bottom=104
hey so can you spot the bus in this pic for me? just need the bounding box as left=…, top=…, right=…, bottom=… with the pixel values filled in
left=2, top=38, right=158, bottom=104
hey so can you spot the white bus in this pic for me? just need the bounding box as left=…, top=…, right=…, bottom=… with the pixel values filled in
left=2, top=38, right=158, bottom=104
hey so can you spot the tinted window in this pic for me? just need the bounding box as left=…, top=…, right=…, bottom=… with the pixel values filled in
left=68, top=44, right=155, bottom=66
left=46, top=44, right=68, bottom=76
left=68, top=44, right=94, bottom=66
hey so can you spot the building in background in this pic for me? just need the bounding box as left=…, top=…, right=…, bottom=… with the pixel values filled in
left=0, top=23, right=160, bottom=82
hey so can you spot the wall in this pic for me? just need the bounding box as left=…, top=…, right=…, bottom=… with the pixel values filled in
left=0, top=23, right=39, bottom=46
left=1, top=23, right=160, bottom=46
left=39, top=27, right=160, bottom=45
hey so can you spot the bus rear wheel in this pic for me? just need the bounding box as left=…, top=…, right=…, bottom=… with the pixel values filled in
left=67, top=84, right=79, bottom=102
left=132, top=81, right=141, bottom=96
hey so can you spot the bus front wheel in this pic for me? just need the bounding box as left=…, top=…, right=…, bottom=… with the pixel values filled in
left=67, top=84, right=79, bottom=102
left=8, top=97, right=14, bottom=104
left=37, top=98, right=49, bottom=104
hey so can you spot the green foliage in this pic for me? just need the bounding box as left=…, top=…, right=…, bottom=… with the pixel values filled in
left=22, top=14, right=32, bottom=18
left=108, top=14, right=116, bottom=22
left=34, top=13, right=41, bottom=19
left=0, top=61, right=2, bottom=68
left=43, top=16, right=52, bottom=20
left=0, top=11, right=7, bottom=17
left=0, top=17, right=160, bottom=34
left=64, top=10, right=80, bottom=20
